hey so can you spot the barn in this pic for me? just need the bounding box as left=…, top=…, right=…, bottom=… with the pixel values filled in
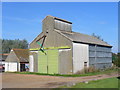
left=5, top=49, right=29, bottom=72
left=29, top=15, right=112, bottom=74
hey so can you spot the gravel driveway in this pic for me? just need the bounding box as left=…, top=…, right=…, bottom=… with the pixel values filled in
left=2, top=73, right=118, bottom=88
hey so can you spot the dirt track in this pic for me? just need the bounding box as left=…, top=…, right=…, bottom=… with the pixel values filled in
left=2, top=73, right=118, bottom=88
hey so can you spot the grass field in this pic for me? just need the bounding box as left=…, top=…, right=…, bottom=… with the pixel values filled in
left=60, top=77, right=119, bottom=88
left=9, top=69, right=118, bottom=77
left=7, top=69, right=118, bottom=77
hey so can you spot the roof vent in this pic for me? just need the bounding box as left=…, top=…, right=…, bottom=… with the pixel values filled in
left=42, top=15, right=72, bottom=32
left=54, top=18, right=72, bottom=32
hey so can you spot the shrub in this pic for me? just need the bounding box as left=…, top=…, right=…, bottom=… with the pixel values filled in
left=75, top=69, right=85, bottom=74
left=75, top=66, right=98, bottom=74
left=112, top=53, right=120, bottom=67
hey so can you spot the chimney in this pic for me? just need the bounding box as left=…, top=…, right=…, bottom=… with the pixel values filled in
left=42, top=15, right=72, bottom=33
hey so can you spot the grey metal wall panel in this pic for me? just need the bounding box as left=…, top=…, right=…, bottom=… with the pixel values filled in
left=89, top=51, right=95, bottom=57
left=96, top=52, right=112, bottom=57
left=96, top=57, right=112, bottom=63
left=89, top=45, right=112, bottom=69
left=89, top=57, right=95, bottom=65
left=64, top=22, right=67, bottom=30
left=96, top=46, right=111, bottom=52
left=58, top=49, right=73, bottom=74
left=55, top=19, right=59, bottom=29
left=60, top=21, right=64, bottom=30
left=66, top=23, right=71, bottom=31
left=89, top=45, right=111, bottom=52
left=89, top=45, right=96, bottom=51
left=55, top=20, right=72, bottom=31
left=95, top=63, right=112, bottom=69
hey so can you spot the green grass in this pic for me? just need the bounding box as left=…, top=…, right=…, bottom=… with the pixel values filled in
left=60, top=77, right=119, bottom=88
left=6, top=68, right=118, bottom=77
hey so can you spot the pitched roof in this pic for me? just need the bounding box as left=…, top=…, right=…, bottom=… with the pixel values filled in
left=55, top=29, right=112, bottom=47
left=13, top=49, right=29, bottom=62
left=0, top=53, right=9, bottom=60
left=30, top=32, right=44, bottom=45
left=43, top=15, right=72, bottom=24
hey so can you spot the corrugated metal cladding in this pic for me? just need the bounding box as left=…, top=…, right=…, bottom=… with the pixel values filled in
left=38, top=50, right=58, bottom=74
left=38, top=51, right=47, bottom=73
left=54, top=20, right=72, bottom=31
left=30, top=49, right=72, bottom=74
left=89, top=45, right=112, bottom=69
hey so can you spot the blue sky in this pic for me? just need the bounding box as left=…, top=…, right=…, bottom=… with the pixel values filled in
left=2, top=2, right=118, bottom=53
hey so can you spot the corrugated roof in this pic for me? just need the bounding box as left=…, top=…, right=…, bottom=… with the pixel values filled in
left=13, top=49, right=29, bottom=62
left=55, top=29, right=112, bottom=47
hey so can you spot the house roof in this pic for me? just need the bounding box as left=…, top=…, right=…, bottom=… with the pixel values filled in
left=0, top=53, right=9, bottom=56
left=12, top=49, right=29, bottom=62
left=0, top=53, right=9, bottom=60
left=55, top=29, right=112, bottom=47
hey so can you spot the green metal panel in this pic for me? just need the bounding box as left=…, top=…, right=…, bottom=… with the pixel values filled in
left=48, top=50, right=58, bottom=74
left=38, top=51, right=47, bottom=73
left=38, top=50, right=58, bottom=74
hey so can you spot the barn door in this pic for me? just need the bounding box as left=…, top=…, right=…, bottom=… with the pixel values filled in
left=73, top=43, right=89, bottom=73
left=38, top=51, right=47, bottom=73
left=48, top=50, right=58, bottom=74
left=38, top=50, right=58, bottom=74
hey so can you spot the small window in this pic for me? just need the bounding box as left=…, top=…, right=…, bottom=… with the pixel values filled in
left=84, top=62, right=87, bottom=67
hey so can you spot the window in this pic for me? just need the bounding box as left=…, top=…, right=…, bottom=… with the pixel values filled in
left=84, top=62, right=87, bottom=67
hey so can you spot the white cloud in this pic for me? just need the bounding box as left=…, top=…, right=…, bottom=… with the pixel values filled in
left=99, top=21, right=107, bottom=25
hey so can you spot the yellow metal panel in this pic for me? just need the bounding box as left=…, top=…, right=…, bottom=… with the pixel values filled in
left=48, top=50, right=58, bottom=74
left=29, top=46, right=70, bottom=51
left=38, top=51, right=47, bottom=73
